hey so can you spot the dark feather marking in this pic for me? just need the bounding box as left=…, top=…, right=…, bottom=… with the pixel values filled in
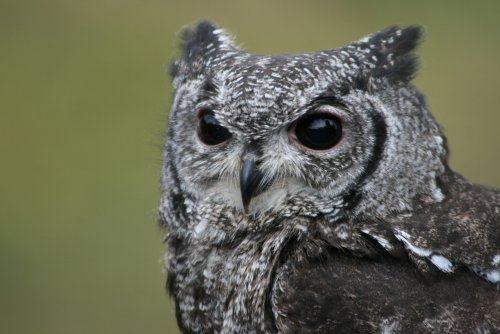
left=354, top=108, right=387, bottom=188
left=196, top=79, right=219, bottom=104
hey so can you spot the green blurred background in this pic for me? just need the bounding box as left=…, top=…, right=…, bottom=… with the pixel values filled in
left=1, top=1, right=499, bottom=333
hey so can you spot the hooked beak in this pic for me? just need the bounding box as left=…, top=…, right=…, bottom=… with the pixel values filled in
left=239, top=145, right=265, bottom=213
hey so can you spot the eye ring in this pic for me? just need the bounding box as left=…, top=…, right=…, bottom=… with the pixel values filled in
left=196, top=109, right=232, bottom=146
left=288, top=112, right=344, bottom=152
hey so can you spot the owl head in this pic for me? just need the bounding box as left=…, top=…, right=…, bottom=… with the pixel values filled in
left=161, top=21, right=447, bottom=229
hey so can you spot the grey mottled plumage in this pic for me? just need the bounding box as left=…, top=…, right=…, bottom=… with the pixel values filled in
left=159, top=21, right=500, bottom=333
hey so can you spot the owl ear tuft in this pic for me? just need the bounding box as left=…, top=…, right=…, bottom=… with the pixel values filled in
left=178, top=20, right=236, bottom=66
left=358, top=25, right=423, bottom=83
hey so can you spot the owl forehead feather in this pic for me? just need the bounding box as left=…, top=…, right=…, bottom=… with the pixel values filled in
left=170, top=20, right=424, bottom=86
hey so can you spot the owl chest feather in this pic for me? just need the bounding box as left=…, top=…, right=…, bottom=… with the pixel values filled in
left=169, top=231, right=291, bottom=334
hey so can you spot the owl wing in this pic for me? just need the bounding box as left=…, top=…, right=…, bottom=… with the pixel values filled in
left=272, top=173, right=500, bottom=333
left=272, top=247, right=500, bottom=333
left=386, top=172, right=500, bottom=285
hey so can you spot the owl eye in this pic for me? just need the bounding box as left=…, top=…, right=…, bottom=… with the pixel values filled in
left=291, top=113, right=343, bottom=151
left=197, top=110, right=231, bottom=146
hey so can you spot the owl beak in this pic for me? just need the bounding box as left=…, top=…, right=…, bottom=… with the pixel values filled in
left=240, top=146, right=264, bottom=213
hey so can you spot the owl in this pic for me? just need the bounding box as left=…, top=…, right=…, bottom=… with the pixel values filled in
left=159, top=21, right=500, bottom=333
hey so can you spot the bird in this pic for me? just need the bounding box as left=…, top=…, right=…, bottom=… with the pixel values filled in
left=158, top=21, right=500, bottom=333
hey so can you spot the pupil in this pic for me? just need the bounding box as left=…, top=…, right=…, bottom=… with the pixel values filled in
left=295, top=113, right=342, bottom=150
left=198, top=111, right=231, bottom=145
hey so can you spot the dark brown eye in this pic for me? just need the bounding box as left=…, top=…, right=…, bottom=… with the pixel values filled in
left=293, top=113, right=342, bottom=150
left=197, top=110, right=231, bottom=146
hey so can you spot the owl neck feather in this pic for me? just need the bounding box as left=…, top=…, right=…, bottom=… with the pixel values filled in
left=168, top=225, right=295, bottom=333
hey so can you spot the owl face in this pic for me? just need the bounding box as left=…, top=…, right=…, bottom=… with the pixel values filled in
left=166, top=22, right=447, bottom=217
